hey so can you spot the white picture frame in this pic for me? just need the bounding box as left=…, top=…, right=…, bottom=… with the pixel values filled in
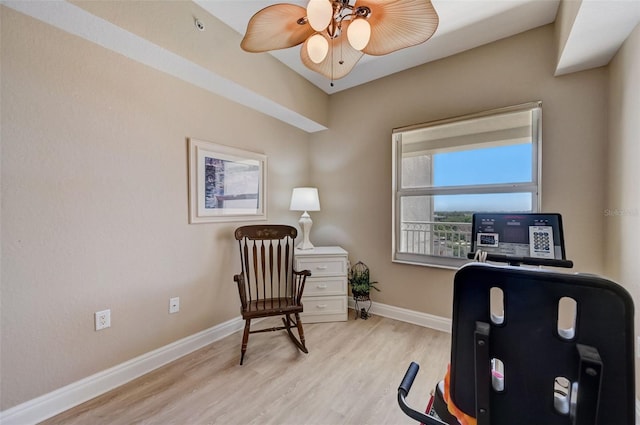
left=188, top=138, right=267, bottom=223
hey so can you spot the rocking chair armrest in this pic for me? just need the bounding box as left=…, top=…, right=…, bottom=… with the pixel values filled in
left=292, top=269, right=310, bottom=303
left=233, top=273, right=248, bottom=310
left=293, top=269, right=312, bottom=277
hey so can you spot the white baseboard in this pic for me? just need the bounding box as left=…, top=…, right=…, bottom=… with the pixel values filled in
left=0, top=316, right=244, bottom=425
left=348, top=297, right=452, bottom=333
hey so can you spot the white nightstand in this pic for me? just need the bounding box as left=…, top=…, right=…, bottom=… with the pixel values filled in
left=295, top=246, right=348, bottom=323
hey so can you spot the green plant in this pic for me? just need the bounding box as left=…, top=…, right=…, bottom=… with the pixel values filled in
left=348, top=261, right=380, bottom=295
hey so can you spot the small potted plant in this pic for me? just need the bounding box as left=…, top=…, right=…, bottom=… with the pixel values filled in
left=349, top=262, right=380, bottom=298
left=349, top=261, right=380, bottom=319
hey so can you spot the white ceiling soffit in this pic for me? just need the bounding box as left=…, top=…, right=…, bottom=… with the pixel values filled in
left=0, top=0, right=327, bottom=133
left=556, top=0, right=640, bottom=76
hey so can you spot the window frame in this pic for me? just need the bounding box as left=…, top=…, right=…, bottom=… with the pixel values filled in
left=392, top=102, right=542, bottom=268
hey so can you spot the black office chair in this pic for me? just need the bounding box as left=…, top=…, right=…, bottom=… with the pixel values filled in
left=398, top=263, right=635, bottom=425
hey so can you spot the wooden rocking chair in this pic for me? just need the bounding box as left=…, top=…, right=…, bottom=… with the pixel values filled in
left=234, top=225, right=311, bottom=365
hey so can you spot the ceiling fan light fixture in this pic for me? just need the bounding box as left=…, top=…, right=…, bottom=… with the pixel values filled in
left=241, top=0, right=439, bottom=83
left=306, top=0, right=333, bottom=32
left=306, top=33, right=329, bottom=63
left=347, top=18, right=371, bottom=51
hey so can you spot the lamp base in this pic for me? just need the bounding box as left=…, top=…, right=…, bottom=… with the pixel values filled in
left=297, top=241, right=315, bottom=250
left=297, top=211, right=314, bottom=250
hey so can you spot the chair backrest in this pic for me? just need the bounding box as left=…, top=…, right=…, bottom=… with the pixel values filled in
left=234, top=225, right=301, bottom=309
left=449, top=263, right=635, bottom=425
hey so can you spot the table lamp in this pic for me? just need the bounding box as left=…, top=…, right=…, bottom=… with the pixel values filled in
left=289, top=187, right=320, bottom=250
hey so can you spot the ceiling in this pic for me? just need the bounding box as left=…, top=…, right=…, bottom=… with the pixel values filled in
left=197, top=0, right=640, bottom=94
left=2, top=0, right=638, bottom=132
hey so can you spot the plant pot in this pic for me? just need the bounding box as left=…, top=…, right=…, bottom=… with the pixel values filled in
left=352, top=291, right=370, bottom=302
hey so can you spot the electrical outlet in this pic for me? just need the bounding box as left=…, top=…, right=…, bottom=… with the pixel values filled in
left=169, top=297, right=180, bottom=314
left=95, top=309, right=111, bottom=331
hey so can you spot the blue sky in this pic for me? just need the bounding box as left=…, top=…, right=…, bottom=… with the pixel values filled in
left=433, top=144, right=533, bottom=211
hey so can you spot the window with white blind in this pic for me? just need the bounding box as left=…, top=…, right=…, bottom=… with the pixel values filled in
left=392, top=102, right=542, bottom=268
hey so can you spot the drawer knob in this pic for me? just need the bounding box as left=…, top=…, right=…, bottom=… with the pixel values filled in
left=315, top=265, right=328, bottom=270
left=316, top=304, right=327, bottom=309
left=316, top=284, right=328, bottom=289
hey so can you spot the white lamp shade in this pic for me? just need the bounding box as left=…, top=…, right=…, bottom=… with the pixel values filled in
left=306, top=0, right=333, bottom=32
left=347, top=18, right=371, bottom=51
left=306, top=34, right=329, bottom=64
left=290, top=187, right=321, bottom=211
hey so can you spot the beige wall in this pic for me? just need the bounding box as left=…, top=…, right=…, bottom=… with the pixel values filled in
left=606, top=23, right=640, bottom=394
left=309, top=24, right=609, bottom=318
left=0, top=7, right=311, bottom=409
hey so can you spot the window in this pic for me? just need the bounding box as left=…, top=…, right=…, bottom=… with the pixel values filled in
left=392, top=102, right=542, bottom=268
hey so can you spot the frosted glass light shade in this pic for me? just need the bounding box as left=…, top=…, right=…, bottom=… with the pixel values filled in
left=301, top=19, right=364, bottom=80
left=306, top=0, right=333, bottom=32
left=306, top=34, right=329, bottom=63
left=347, top=18, right=371, bottom=51
left=290, top=187, right=321, bottom=212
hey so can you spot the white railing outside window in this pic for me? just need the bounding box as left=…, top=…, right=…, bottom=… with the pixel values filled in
left=400, top=221, right=472, bottom=259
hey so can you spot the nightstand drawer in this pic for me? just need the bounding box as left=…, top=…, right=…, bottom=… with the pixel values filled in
left=305, top=277, right=347, bottom=296
left=302, top=295, right=347, bottom=316
left=296, top=256, right=347, bottom=277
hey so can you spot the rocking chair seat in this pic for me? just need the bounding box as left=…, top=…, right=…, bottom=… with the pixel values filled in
left=242, top=298, right=303, bottom=319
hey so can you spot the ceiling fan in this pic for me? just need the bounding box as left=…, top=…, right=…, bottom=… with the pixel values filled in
left=241, top=0, right=439, bottom=84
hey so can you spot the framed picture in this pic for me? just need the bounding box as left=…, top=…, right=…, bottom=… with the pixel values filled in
left=188, top=138, right=267, bottom=223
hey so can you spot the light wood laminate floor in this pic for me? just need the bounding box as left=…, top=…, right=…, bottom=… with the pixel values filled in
left=42, top=314, right=451, bottom=425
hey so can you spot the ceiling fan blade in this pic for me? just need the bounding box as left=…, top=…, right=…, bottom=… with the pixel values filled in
left=300, top=21, right=365, bottom=80
left=241, top=4, right=315, bottom=52
left=359, top=0, right=439, bottom=56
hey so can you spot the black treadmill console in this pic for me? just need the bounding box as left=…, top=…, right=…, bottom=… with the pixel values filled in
left=468, top=213, right=573, bottom=268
